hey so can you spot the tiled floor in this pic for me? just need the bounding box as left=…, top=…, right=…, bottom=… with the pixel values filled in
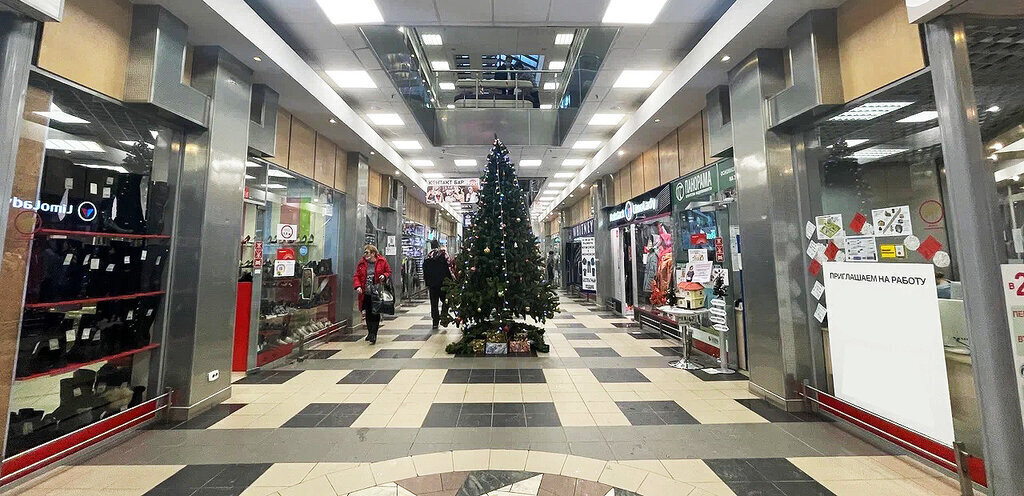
left=6, top=293, right=969, bottom=496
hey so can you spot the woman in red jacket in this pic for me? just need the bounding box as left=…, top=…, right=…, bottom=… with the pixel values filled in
left=354, top=244, right=392, bottom=344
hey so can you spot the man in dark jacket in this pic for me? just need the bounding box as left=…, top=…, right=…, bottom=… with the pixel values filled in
left=423, top=240, right=454, bottom=329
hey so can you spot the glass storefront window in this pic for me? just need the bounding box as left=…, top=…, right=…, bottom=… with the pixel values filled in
left=402, top=221, right=426, bottom=297
left=5, top=73, right=182, bottom=456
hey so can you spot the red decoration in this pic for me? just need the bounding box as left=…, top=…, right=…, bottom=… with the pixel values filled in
left=276, top=248, right=295, bottom=260
left=808, top=259, right=822, bottom=276
left=649, top=280, right=667, bottom=306
left=690, top=233, right=708, bottom=246
left=715, top=238, right=725, bottom=262
left=824, top=242, right=839, bottom=261
left=849, top=212, right=867, bottom=233
left=917, top=235, right=943, bottom=260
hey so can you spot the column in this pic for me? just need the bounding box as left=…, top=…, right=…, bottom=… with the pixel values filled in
left=926, top=17, right=1024, bottom=493
left=340, top=152, right=369, bottom=328
left=593, top=176, right=614, bottom=309
left=392, top=181, right=406, bottom=305
left=163, top=47, right=251, bottom=419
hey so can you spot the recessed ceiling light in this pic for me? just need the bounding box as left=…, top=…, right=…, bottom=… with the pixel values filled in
left=431, top=60, right=450, bottom=71
left=446, top=104, right=455, bottom=109
left=268, top=169, right=294, bottom=178
left=520, top=159, right=542, bottom=167
left=613, top=70, right=662, bottom=88
left=603, top=0, right=668, bottom=24
left=370, top=151, right=375, bottom=155
left=896, top=111, right=939, bottom=123
left=329, top=118, right=337, bottom=124
left=45, top=138, right=103, bottom=152
left=573, top=140, right=601, bottom=150
left=246, top=161, right=262, bottom=168
left=367, top=113, right=403, bottom=126
left=617, top=150, right=625, bottom=156
left=549, top=60, right=565, bottom=71
left=253, top=56, right=262, bottom=62
left=828, top=101, right=913, bottom=121
left=265, top=183, right=288, bottom=189
left=555, top=33, right=574, bottom=45
left=846, top=146, right=909, bottom=161
left=548, top=182, right=567, bottom=187
left=654, top=118, right=661, bottom=123
left=409, top=160, right=434, bottom=168
left=987, top=105, right=1001, bottom=113
left=563, top=159, right=586, bottom=167
left=35, top=104, right=89, bottom=124
left=392, top=140, right=422, bottom=150
left=554, top=172, right=574, bottom=178
left=326, top=70, right=376, bottom=88
left=589, top=113, right=624, bottom=126
left=439, top=82, right=455, bottom=90
left=540, top=104, right=553, bottom=110
left=454, top=159, right=477, bottom=167
left=423, top=172, right=444, bottom=178
left=543, top=82, right=559, bottom=90
left=421, top=34, right=442, bottom=45
left=315, top=0, right=383, bottom=24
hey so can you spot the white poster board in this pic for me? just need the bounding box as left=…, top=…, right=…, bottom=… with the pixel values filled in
left=277, top=223, right=298, bottom=241
left=274, top=259, right=295, bottom=278
left=581, top=237, right=596, bottom=291
left=823, top=262, right=954, bottom=444
left=385, top=235, right=397, bottom=256
left=999, top=265, right=1024, bottom=427
left=683, top=261, right=714, bottom=284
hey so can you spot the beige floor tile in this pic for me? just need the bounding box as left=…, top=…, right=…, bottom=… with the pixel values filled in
left=489, top=449, right=528, bottom=471
left=369, top=457, right=417, bottom=484
left=637, top=472, right=697, bottom=496
left=304, top=463, right=362, bottom=482
left=585, top=401, right=622, bottom=414
left=524, top=451, right=567, bottom=474
left=558, top=412, right=597, bottom=427
left=411, top=451, right=454, bottom=475
left=251, top=463, right=316, bottom=487
left=819, top=479, right=935, bottom=496
left=280, top=475, right=339, bottom=496
left=549, top=391, right=584, bottom=403
left=607, top=391, right=642, bottom=402
left=789, top=456, right=894, bottom=481
left=599, top=462, right=649, bottom=491
left=617, top=460, right=670, bottom=478
left=387, top=412, right=429, bottom=428
left=553, top=401, right=589, bottom=414
left=453, top=449, right=491, bottom=471
left=561, top=455, right=607, bottom=481
left=239, top=486, right=285, bottom=496
left=591, top=412, right=632, bottom=426
left=660, top=460, right=721, bottom=483
left=104, top=465, right=185, bottom=491
left=208, top=414, right=260, bottom=429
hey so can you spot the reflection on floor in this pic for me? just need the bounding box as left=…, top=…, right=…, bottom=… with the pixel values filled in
left=5, top=293, right=968, bottom=496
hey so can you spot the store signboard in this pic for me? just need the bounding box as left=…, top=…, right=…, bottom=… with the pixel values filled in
left=608, top=186, right=671, bottom=227
left=570, top=218, right=594, bottom=240
left=823, top=262, right=954, bottom=444
left=581, top=237, right=596, bottom=291
left=426, top=178, right=481, bottom=204
left=998, top=265, right=1024, bottom=427
left=671, top=159, right=736, bottom=206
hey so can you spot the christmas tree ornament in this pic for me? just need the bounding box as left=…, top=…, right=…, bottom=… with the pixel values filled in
left=484, top=247, right=490, bottom=254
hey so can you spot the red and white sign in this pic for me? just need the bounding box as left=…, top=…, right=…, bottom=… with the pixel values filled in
left=714, top=238, right=724, bottom=263
left=253, top=242, right=263, bottom=270
left=690, top=233, right=708, bottom=246
left=277, top=223, right=298, bottom=241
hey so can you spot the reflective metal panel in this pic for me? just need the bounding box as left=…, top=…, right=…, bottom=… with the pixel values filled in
left=125, top=5, right=209, bottom=127
left=436, top=109, right=559, bottom=146
left=248, top=84, right=278, bottom=157
left=706, top=86, right=733, bottom=157
left=593, top=177, right=614, bottom=307
left=392, top=182, right=405, bottom=305
left=767, top=10, right=843, bottom=128
left=340, top=152, right=369, bottom=328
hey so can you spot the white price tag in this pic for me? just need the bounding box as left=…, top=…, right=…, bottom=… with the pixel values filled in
left=63, top=254, right=73, bottom=266
left=126, top=310, right=134, bottom=321
left=81, top=328, right=91, bottom=340
left=65, top=178, right=74, bottom=189
left=72, top=387, right=82, bottom=397
left=814, top=304, right=827, bottom=323
left=102, top=187, right=111, bottom=199
left=805, top=221, right=815, bottom=240
left=146, top=309, right=154, bottom=317
left=124, top=256, right=131, bottom=264
left=140, top=250, right=147, bottom=261
left=806, top=242, right=818, bottom=259
left=106, top=264, right=115, bottom=272
left=811, top=281, right=825, bottom=300
left=90, top=259, right=100, bottom=270
left=89, top=183, right=98, bottom=195
left=48, top=338, right=59, bottom=351
left=66, top=329, right=76, bottom=342
left=106, top=177, right=114, bottom=185
left=155, top=256, right=162, bottom=265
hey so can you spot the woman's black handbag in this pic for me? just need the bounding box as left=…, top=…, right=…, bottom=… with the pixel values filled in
left=371, top=279, right=395, bottom=315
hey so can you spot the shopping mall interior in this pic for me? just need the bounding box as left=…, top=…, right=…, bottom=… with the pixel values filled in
left=0, top=0, right=1022, bottom=494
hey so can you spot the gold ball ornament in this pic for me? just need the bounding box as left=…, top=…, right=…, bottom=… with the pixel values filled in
left=484, top=247, right=490, bottom=254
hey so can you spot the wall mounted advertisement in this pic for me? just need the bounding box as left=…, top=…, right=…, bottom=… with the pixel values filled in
left=815, top=214, right=843, bottom=240
left=999, top=265, right=1024, bottom=427
left=426, top=178, right=481, bottom=204
left=823, top=262, right=954, bottom=444
left=844, top=236, right=878, bottom=262
left=581, top=237, right=596, bottom=291
left=871, top=205, right=912, bottom=237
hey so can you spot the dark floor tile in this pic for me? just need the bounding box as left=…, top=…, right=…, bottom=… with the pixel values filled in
left=494, top=370, right=521, bottom=383
left=705, top=459, right=768, bottom=483
left=526, top=414, right=561, bottom=427
left=651, top=347, right=685, bottom=357
left=303, top=350, right=338, bottom=360
left=737, top=399, right=822, bottom=423
left=189, top=488, right=241, bottom=496
left=334, top=403, right=371, bottom=415
left=443, top=369, right=473, bottom=383
left=591, top=368, right=650, bottom=383
left=562, top=333, right=601, bottom=340
left=622, top=412, right=664, bottom=426
left=318, top=413, right=362, bottom=427
left=771, top=481, right=836, bottom=496
left=612, top=322, right=641, bottom=328
left=726, top=482, right=787, bottom=496
left=156, top=403, right=246, bottom=430
left=615, top=402, right=655, bottom=414
left=524, top=403, right=558, bottom=416
left=456, top=414, right=491, bottom=428
left=492, top=414, right=527, bottom=427
left=461, top=403, right=493, bottom=415
left=518, top=369, right=547, bottom=383
left=281, top=415, right=326, bottom=428
left=204, top=463, right=272, bottom=489
left=298, top=403, right=339, bottom=415
left=688, top=369, right=747, bottom=382
left=423, top=404, right=463, bottom=428
left=627, top=331, right=663, bottom=339
left=232, top=370, right=303, bottom=385
left=334, top=334, right=366, bottom=342
left=493, top=403, right=526, bottom=415
left=555, top=323, right=587, bottom=328
left=746, top=458, right=815, bottom=482
left=146, top=464, right=229, bottom=493
left=656, top=411, right=700, bottom=425
left=574, top=347, right=621, bottom=358
left=394, top=334, right=432, bottom=341
left=371, top=349, right=418, bottom=359
left=468, top=369, right=496, bottom=383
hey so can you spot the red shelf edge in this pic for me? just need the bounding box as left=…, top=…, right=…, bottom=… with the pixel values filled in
left=25, top=291, right=166, bottom=309
left=15, top=343, right=160, bottom=381
left=34, top=228, right=171, bottom=240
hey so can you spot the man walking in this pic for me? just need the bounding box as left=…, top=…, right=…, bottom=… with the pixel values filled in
left=423, top=239, right=454, bottom=330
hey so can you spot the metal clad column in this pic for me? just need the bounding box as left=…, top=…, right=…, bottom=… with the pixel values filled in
left=393, top=181, right=406, bottom=305
left=927, top=18, right=1024, bottom=493
left=164, top=47, right=251, bottom=419
left=729, top=50, right=816, bottom=408
left=593, top=177, right=613, bottom=308
left=340, top=152, right=369, bottom=328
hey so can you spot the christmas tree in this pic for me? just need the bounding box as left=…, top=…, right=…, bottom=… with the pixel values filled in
left=443, top=138, right=558, bottom=354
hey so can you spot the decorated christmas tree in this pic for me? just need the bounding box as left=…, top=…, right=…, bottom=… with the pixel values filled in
left=443, top=138, right=558, bottom=354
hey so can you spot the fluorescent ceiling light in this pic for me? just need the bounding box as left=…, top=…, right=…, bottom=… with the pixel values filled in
left=828, top=101, right=913, bottom=121
left=562, top=159, right=586, bottom=167
left=423, top=173, right=444, bottom=178
left=431, top=60, right=450, bottom=71
left=603, top=0, right=668, bottom=24
left=539, top=104, right=553, bottom=110
left=554, top=33, right=574, bottom=45
left=421, top=34, right=442, bottom=45
left=45, top=139, right=103, bottom=152
left=392, top=140, right=422, bottom=150
left=315, top=0, right=383, bottom=24
left=573, top=140, right=602, bottom=150
left=454, top=159, right=477, bottom=167
left=446, top=104, right=455, bottom=109
left=35, top=104, right=89, bottom=124
left=613, top=70, right=662, bottom=88
left=844, top=139, right=869, bottom=147
left=439, top=82, right=455, bottom=90
left=409, top=160, right=434, bottom=168
left=367, top=113, right=403, bottom=126
left=326, top=70, right=376, bottom=88
left=554, top=172, right=575, bottom=178
left=268, top=169, right=294, bottom=178
left=76, top=163, right=129, bottom=174
left=246, top=161, right=263, bottom=168
left=549, top=60, right=565, bottom=71
left=846, top=147, right=909, bottom=162
left=520, top=159, right=542, bottom=167
left=987, top=105, right=1001, bottom=113
left=543, top=82, right=559, bottom=90
left=265, top=183, right=288, bottom=189
left=547, top=182, right=567, bottom=187
left=589, top=113, right=624, bottom=126
left=119, top=140, right=155, bottom=149
left=245, top=174, right=256, bottom=180
left=896, top=111, right=939, bottom=123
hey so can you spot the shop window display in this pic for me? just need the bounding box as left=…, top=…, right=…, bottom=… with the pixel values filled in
left=250, top=162, right=341, bottom=366
left=5, top=74, right=180, bottom=457
left=634, top=220, right=674, bottom=307
left=402, top=221, right=426, bottom=297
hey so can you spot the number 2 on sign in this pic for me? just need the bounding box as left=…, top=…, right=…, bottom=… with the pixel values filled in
left=1011, top=272, right=1024, bottom=296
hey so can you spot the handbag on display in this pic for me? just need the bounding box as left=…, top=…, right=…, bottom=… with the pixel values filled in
left=371, top=279, right=395, bottom=315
